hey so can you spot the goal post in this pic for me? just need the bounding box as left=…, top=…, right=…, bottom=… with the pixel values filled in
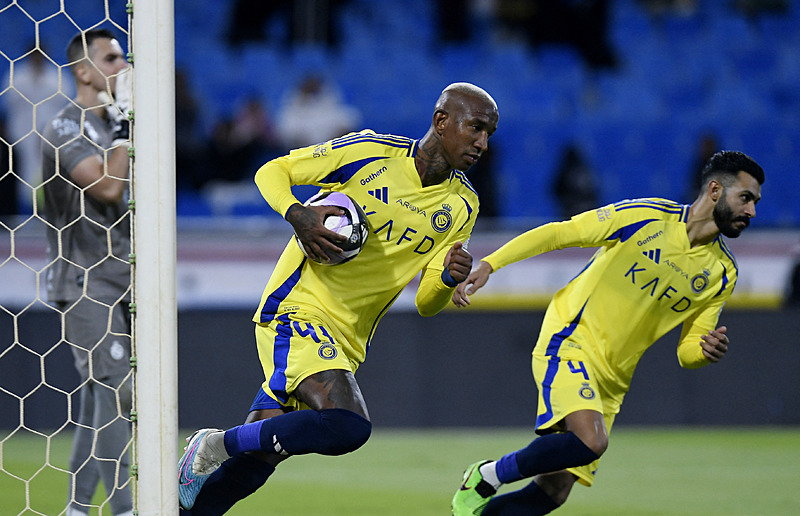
left=130, top=0, right=179, bottom=514
left=0, top=0, right=179, bottom=513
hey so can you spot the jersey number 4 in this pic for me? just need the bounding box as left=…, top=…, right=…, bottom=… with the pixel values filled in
left=567, top=360, right=590, bottom=381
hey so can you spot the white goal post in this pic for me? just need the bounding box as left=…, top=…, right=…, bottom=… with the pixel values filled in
left=131, top=0, right=179, bottom=514
left=0, top=0, right=179, bottom=513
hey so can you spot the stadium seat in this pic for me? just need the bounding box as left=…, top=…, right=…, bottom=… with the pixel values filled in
left=166, top=0, right=800, bottom=226
left=177, top=191, right=213, bottom=218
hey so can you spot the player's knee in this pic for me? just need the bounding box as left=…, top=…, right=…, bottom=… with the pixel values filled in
left=565, top=411, right=608, bottom=457
left=319, top=408, right=372, bottom=455
left=570, top=428, right=608, bottom=457
left=584, top=432, right=608, bottom=457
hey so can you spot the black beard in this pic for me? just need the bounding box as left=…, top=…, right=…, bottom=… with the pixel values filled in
left=713, top=194, right=749, bottom=238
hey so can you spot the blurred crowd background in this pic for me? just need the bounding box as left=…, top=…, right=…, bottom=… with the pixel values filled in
left=1, top=0, right=798, bottom=226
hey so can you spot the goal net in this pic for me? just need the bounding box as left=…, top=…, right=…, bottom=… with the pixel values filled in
left=0, top=1, right=177, bottom=514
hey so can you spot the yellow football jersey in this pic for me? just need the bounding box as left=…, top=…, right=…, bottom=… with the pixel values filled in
left=253, top=130, right=479, bottom=364
left=484, top=198, right=737, bottom=395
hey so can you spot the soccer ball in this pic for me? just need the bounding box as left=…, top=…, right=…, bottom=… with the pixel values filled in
left=295, top=191, right=369, bottom=265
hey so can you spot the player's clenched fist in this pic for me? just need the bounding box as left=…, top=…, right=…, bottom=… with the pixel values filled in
left=444, top=241, right=472, bottom=284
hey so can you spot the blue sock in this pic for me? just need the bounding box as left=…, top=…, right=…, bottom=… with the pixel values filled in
left=482, top=479, right=560, bottom=516
left=495, top=432, right=599, bottom=483
left=223, top=408, right=371, bottom=457
left=182, top=454, right=274, bottom=516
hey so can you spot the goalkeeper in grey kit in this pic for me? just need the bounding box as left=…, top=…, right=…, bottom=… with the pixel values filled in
left=41, top=29, right=134, bottom=516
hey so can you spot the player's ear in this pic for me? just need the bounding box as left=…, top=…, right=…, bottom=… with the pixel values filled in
left=708, top=179, right=723, bottom=203
left=74, top=60, right=92, bottom=85
left=432, top=109, right=449, bottom=134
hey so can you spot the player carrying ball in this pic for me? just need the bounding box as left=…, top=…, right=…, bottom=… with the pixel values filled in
left=178, top=82, right=498, bottom=514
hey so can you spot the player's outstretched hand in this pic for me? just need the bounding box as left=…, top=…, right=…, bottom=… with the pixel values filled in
left=286, top=203, right=346, bottom=263
left=700, top=326, right=729, bottom=363
left=452, top=260, right=493, bottom=307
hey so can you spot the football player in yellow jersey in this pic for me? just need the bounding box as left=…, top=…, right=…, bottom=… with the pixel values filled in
left=451, top=151, right=764, bottom=515
left=177, top=82, right=498, bottom=513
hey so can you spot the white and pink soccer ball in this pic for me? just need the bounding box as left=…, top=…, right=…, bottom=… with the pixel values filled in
left=295, top=191, right=369, bottom=265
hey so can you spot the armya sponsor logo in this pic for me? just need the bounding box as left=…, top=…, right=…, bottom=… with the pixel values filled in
left=395, top=198, right=427, bottom=217
left=663, top=258, right=689, bottom=280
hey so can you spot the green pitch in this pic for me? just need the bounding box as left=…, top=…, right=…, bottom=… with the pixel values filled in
left=2, top=427, right=798, bottom=515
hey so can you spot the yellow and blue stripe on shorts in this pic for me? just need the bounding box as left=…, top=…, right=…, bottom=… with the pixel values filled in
left=251, top=312, right=359, bottom=412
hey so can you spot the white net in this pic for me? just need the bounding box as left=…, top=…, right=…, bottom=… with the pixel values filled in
left=0, top=1, right=137, bottom=514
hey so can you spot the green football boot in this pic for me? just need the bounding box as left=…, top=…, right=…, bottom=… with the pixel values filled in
left=451, top=460, right=497, bottom=515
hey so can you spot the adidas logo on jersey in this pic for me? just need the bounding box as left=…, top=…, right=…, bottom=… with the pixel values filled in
left=642, top=248, right=661, bottom=264
left=368, top=186, right=389, bottom=204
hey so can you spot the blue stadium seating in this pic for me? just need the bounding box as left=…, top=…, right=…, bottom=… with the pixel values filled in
left=171, top=0, right=800, bottom=225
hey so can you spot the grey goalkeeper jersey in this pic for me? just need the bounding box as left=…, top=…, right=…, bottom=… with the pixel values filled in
left=41, top=103, right=131, bottom=305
